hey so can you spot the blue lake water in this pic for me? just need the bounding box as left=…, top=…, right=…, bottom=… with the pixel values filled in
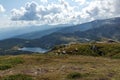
left=19, top=47, right=48, bottom=53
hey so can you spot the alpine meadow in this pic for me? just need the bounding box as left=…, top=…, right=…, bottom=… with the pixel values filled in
left=0, top=0, right=120, bottom=80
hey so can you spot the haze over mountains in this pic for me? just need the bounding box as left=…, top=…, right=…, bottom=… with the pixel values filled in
left=0, top=17, right=120, bottom=50
left=1, top=0, right=120, bottom=79
left=15, top=17, right=120, bottom=39
left=0, top=24, right=70, bottom=40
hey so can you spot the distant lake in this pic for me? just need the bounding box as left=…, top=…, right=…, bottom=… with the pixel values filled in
left=19, top=47, right=48, bottom=53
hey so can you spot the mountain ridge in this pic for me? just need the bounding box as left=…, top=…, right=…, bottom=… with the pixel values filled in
left=0, top=17, right=120, bottom=50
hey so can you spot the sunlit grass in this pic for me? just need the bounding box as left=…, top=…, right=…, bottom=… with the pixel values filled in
left=0, top=57, right=24, bottom=70
left=1, top=74, right=34, bottom=80
left=0, top=43, right=120, bottom=80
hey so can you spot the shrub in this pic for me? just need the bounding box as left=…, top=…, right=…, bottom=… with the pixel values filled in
left=0, top=64, right=12, bottom=70
left=67, top=72, right=82, bottom=79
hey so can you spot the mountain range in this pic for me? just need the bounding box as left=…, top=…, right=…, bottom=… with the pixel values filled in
left=0, top=24, right=70, bottom=40
left=0, top=17, right=120, bottom=50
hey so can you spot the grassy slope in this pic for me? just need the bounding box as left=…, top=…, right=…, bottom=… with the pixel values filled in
left=0, top=54, right=120, bottom=80
left=51, top=43, right=120, bottom=58
left=0, top=43, right=120, bottom=80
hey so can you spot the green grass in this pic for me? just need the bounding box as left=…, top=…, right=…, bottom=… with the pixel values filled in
left=0, top=57, right=24, bottom=70
left=52, top=43, right=120, bottom=58
left=0, top=43, right=120, bottom=80
left=0, top=54, right=119, bottom=80
left=1, top=74, right=34, bottom=80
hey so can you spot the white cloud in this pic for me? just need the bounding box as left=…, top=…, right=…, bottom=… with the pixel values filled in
left=11, top=2, right=40, bottom=21
left=40, top=0, right=48, bottom=3
left=80, top=0, right=120, bottom=20
left=0, top=5, right=5, bottom=13
left=10, top=0, right=120, bottom=25
left=11, top=0, right=77, bottom=24
left=113, top=0, right=120, bottom=15
left=73, top=0, right=86, bottom=5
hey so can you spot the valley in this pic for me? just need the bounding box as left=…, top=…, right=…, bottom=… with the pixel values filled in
left=0, top=17, right=120, bottom=51
left=0, top=0, right=120, bottom=80
left=0, top=17, right=120, bottom=80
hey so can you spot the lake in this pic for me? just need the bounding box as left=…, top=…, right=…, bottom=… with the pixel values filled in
left=19, top=47, right=48, bottom=53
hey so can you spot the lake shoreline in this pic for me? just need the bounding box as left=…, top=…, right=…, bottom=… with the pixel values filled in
left=18, top=47, right=49, bottom=53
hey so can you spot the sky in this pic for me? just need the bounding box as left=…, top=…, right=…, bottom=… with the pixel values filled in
left=0, top=0, right=120, bottom=28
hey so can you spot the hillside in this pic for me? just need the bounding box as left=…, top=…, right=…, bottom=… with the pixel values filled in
left=0, top=17, right=120, bottom=50
left=15, top=27, right=65, bottom=40
left=0, top=54, right=120, bottom=80
left=74, top=23, right=120, bottom=40
left=0, top=38, right=27, bottom=49
left=0, top=42, right=120, bottom=79
left=0, top=24, right=71, bottom=40
left=15, top=17, right=120, bottom=40
left=29, top=22, right=120, bottom=49
left=0, top=25, right=52, bottom=40
left=50, top=43, right=120, bottom=59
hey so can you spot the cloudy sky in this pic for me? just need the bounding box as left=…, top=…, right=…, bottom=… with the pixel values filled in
left=0, top=0, right=120, bottom=28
